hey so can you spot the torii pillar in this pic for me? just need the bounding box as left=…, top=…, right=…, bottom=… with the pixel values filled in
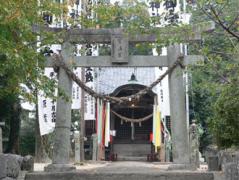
left=45, top=42, right=76, bottom=172
left=168, top=45, right=189, bottom=164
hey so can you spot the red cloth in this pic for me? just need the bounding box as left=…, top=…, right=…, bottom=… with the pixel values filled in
left=110, top=135, right=113, bottom=143
left=150, top=132, right=153, bottom=142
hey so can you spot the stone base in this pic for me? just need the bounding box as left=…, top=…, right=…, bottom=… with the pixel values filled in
left=167, top=164, right=196, bottom=171
left=208, top=156, right=220, bottom=171
left=213, top=172, right=225, bottom=180
left=44, top=164, right=76, bottom=172
left=26, top=171, right=214, bottom=180
left=2, top=177, right=15, bottom=180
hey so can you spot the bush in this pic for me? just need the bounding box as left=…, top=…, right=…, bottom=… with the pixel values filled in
left=209, top=84, right=239, bottom=148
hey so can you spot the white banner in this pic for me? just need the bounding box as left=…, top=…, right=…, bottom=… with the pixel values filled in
left=38, top=43, right=98, bottom=135
left=38, top=68, right=57, bottom=135
left=38, top=68, right=82, bottom=135
left=72, top=68, right=82, bottom=109
left=84, top=67, right=95, bottom=120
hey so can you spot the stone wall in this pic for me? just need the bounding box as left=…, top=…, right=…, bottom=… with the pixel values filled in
left=205, top=148, right=239, bottom=180
left=0, top=154, right=33, bottom=180
left=219, top=150, right=239, bottom=180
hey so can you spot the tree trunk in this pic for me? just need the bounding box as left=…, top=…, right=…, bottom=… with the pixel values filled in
left=5, top=101, right=21, bottom=154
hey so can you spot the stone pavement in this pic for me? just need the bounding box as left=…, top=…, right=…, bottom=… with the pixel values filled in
left=26, top=161, right=214, bottom=180
left=34, top=161, right=208, bottom=172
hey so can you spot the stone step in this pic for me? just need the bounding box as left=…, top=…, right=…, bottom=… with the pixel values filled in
left=26, top=171, right=214, bottom=180
left=27, top=162, right=216, bottom=180
left=117, top=156, right=147, bottom=161
left=113, top=143, right=151, bottom=157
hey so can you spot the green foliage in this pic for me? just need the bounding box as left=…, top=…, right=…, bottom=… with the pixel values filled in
left=0, top=0, right=63, bottom=100
left=189, top=74, right=215, bottom=150
left=80, top=0, right=194, bottom=47
left=209, top=84, right=239, bottom=148
left=80, top=0, right=152, bottom=33
left=189, top=0, right=239, bottom=149
left=0, top=0, right=65, bottom=154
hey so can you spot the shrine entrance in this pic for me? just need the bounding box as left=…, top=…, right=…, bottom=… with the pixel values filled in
left=40, top=21, right=214, bottom=170
left=110, top=84, right=156, bottom=160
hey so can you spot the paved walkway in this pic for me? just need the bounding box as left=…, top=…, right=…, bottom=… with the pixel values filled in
left=34, top=161, right=208, bottom=173
left=28, top=162, right=213, bottom=180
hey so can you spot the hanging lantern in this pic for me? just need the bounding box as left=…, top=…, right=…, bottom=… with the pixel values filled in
left=121, top=119, right=123, bottom=125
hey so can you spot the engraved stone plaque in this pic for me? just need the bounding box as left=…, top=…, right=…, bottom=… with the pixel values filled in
left=111, top=35, right=128, bottom=64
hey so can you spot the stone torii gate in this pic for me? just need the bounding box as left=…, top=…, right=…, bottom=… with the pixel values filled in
left=43, top=22, right=214, bottom=171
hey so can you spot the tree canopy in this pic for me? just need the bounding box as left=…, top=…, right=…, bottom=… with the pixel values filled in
left=188, top=0, right=239, bottom=148
left=0, top=0, right=64, bottom=100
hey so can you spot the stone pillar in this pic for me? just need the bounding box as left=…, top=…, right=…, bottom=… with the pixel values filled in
left=92, top=134, right=98, bottom=161
left=131, top=123, right=135, bottom=141
left=189, top=120, right=200, bottom=169
left=160, top=144, right=166, bottom=162
left=45, top=42, right=76, bottom=172
left=167, top=45, right=190, bottom=164
left=74, top=131, right=81, bottom=163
